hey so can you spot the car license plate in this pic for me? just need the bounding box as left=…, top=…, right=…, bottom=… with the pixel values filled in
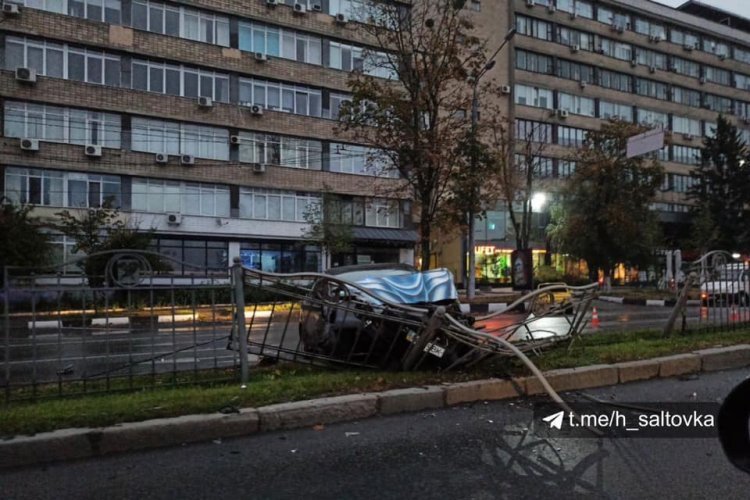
left=424, top=343, right=445, bottom=358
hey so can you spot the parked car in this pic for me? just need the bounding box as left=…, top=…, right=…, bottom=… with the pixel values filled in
left=700, top=263, right=750, bottom=306
left=298, top=263, right=472, bottom=368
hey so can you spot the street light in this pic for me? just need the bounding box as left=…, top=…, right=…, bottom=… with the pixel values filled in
left=466, top=27, right=516, bottom=300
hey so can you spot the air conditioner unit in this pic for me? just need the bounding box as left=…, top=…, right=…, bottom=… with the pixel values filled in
left=293, top=3, right=306, bottom=14
left=312, top=3, right=322, bottom=11
left=570, top=12, right=577, bottom=20
left=181, top=154, right=195, bottom=165
left=557, top=109, right=569, bottom=118
left=699, top=76, right=706, bottom=84
left=669, top=64, right=677, bottom=72
left=683, top=43, right=693, bottom=51
left=230, top=135, right=241, bottom=145
left=649, top=34, right=661, bottom=43
left=166, top=212, right=182, bottom=225
left=500, top=85, right=511, bottom=94
left=611, top=23, right=624, bottom=33
left=155, top=152, right=169, bottom=164
left=335, top=13, right=347, bottom=24
left=252, top=163, right=266, bottom=174
left=250, top=104, right=264, bottom=116
left=2, top=3, right=20, bottom=15
left=718, top=53, right=727, bottom=61
left=630, top=59, right=637, bottom=67
left=579, top=80, right=587, bottom=89
left=526, top=0, right=534, bottom=7
left=595, top=46, right=604, bottom=54
left=570, top=44, right=580, bottom=53
left=15, top=67, right=37, bottom=83
left=682, top=133, right=694, bottom=141
left=649, top=65, right=656, bottom=73
left=265, top=0, right=277, bottom=6
left=85, top=144, right=102, bottom=157
left=254, top=52, right=268, bottom=62
left=743, top=117, right=750, bottom=125
left=20, top=138, right=39, bottom=151
left=198, top=96, right=213, bottom=108
left=547, top=5, right=555, bottom=13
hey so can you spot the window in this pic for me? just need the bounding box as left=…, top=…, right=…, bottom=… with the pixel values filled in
left=669, top=28, right=699, bottom=49
left=329, top=143, right=397, bottom=177
left=516, top=15, right=552, bottom=41
left=238, top=132, right=322, bottom=170
left=20, top=0, right=120, bottom=23
left=365, top=199, right=400, bottom=228
left=239, top=78, right=322, bottom=117
left=515, top=119, right=552, bottom=143
left=734, top=74, right=750, bottom=91
left=557, top=125, right=587, bottom=147
left=672, top=145, right=701, bottom=165
left=131, top=118, right=229, bottom=160
left=515, top=50, right=553, bottom=74
left=703, top=94, right=732, bottom=113
left=599, top=100, right=632, bottom=121
left=132, top=1, right=229, bottom=46
left=329, top=0, right=371, bottom=22
left=599, top=69, right=631, bottom=92
left=671, top=86, right=700, bottom=108
left=635, top=78, right=668, bottom=100
left=558, top=92, right=595, bottom=117
left=666, top=174, right=697, bottom=193
left=672, top=116, right=701, bottom=136
left=670, top=56, right=700, bottom=78
left=597, top=6, right=628, bottom=29
left=636, top=108, right=668, bottom=128
left=328, top=41, right=392, bottom=78
left=239, top=188, right=319, bottom=222
left=5, top=36, right=120, bottom=86
left=635, top=47, right=667, bottom=69
left=704, top=66, right=730, bottom=86
left=4, top=167, right=121, bottom=208
left=633, top=17, right=665, bottom=39
left=735, top=101, right=750, bottom=119
left=324, top=198, right=365, bottom=225
left=131, top=60, right=229, bottom=102
left=558, top=160, right=577, bottom=178
left=735, top=47, right=750, bottom=64
left=131, top=178, right=229, bottom=217
left=701, top=37, right=729, bottom=57
left=557, top=26, right=595, bottom=51
left=704, top=122, right=717, bottom=138
left=282, top=30, right=322, bottom=65
left=556, top=0, right=592, bottom=18
left=557, top=59, right=594, bottom=83
left=4, top=101, right=121, bottom=148
left=328, top=93, right=352, bottom=120
left=599, top=38, right=632, bottom=61
left=15, top=0, right=65, bottom=15
left=514, top=84, right=553, bottom=109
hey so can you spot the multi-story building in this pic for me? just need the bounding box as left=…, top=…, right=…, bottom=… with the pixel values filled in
left=445, top=0, right=750, bottom=284
left=0, top=0, right=416, bottom=273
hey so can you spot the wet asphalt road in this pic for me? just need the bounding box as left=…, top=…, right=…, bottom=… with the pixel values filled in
left=3, top=368, right=750, bottom=499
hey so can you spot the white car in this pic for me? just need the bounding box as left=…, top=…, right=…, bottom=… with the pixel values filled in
left=700, top=263, right=750, bottom=306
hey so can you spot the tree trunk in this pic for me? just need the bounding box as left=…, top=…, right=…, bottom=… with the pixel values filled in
left=419, top=218, right=432, bottom=271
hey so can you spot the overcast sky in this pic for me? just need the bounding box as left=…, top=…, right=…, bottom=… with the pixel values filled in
left=653, top=0, right=750, bottom=19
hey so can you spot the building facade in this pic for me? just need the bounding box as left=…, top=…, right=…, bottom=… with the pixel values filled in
left=0, top=0, right=416, bottom=274
left=449, top=0, right=750, bottom=284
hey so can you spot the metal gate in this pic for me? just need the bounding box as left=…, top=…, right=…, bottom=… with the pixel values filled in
left=2, top=250, right=237, bottom=403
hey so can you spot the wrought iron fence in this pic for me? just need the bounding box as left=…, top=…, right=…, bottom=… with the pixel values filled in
left=1, top=250, right=238, bottom=403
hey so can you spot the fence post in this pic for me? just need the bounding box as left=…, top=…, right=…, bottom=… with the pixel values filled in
left=232, top=258, right=249, bottom=383
left=663, top=271, right=696, bottom=337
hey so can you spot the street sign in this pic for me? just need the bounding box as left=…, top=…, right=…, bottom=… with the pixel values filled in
left=626, top=128, right=665, bottom=158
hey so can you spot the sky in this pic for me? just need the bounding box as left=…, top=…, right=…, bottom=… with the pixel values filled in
left=653, top=0, right=750, bottom=20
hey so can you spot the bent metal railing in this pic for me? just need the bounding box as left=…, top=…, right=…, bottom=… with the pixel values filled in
left=229, top=263, right=598, bottom=407
left=664, top=250, right=750, bottom=335
left=2, top=250, right=237, bottom=403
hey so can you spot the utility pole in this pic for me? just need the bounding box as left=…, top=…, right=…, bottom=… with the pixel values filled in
left=466, top=27, right=516, bottom=300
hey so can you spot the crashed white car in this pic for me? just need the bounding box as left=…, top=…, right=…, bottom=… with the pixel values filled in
left=701, top=263, right=750, bottom=306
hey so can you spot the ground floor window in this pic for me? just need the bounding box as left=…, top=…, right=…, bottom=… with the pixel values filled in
left=240, top=242, right=320, bottom=273
left=149, top=238, right=228, bottom=273
left=331, top=246, right=401, bottom=268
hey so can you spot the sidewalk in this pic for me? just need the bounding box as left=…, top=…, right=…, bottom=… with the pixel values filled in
left=3, top=344, right=749, bottom=469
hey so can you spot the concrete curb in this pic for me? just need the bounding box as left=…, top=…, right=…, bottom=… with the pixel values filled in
left=3, top=344, right=750, bottom=469
left=599, top=297, right=701, bottom=307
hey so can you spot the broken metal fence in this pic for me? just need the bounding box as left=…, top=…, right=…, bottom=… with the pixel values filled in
left=665, top=250, right=750, bottom=335
left=1, top=250, right=239, bottom=404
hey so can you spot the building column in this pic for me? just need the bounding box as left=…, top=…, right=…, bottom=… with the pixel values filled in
left=228, top=241, right=241, bottom=268
left=400, top=248, right=414, bottom=266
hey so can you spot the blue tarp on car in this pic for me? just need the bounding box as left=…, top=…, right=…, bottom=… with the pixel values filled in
left=352, top=268, right=458, bottom=305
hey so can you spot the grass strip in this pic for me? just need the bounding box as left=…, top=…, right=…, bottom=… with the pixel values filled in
left=2, top=327, right=749, bottom=438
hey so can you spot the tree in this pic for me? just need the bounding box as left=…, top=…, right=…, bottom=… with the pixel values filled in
left=688, top=115, right=750, bottom=252
left=56, top=205, right=157, bottom=287
left=548, top=120, right=664, bottom=282
left=337, top=0, right=493, bottom=270
left=0, top=199, right=52, bottom=282
left=302, top=188, right=354, bottom=269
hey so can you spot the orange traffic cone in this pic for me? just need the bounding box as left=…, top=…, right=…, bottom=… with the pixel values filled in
left=731, top=305, right=739, bottom=322
left=591, top=306, right=601, bottom=328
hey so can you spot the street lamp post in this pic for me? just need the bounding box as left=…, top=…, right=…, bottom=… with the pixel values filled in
left=466, top=27, right=516, bottom=300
